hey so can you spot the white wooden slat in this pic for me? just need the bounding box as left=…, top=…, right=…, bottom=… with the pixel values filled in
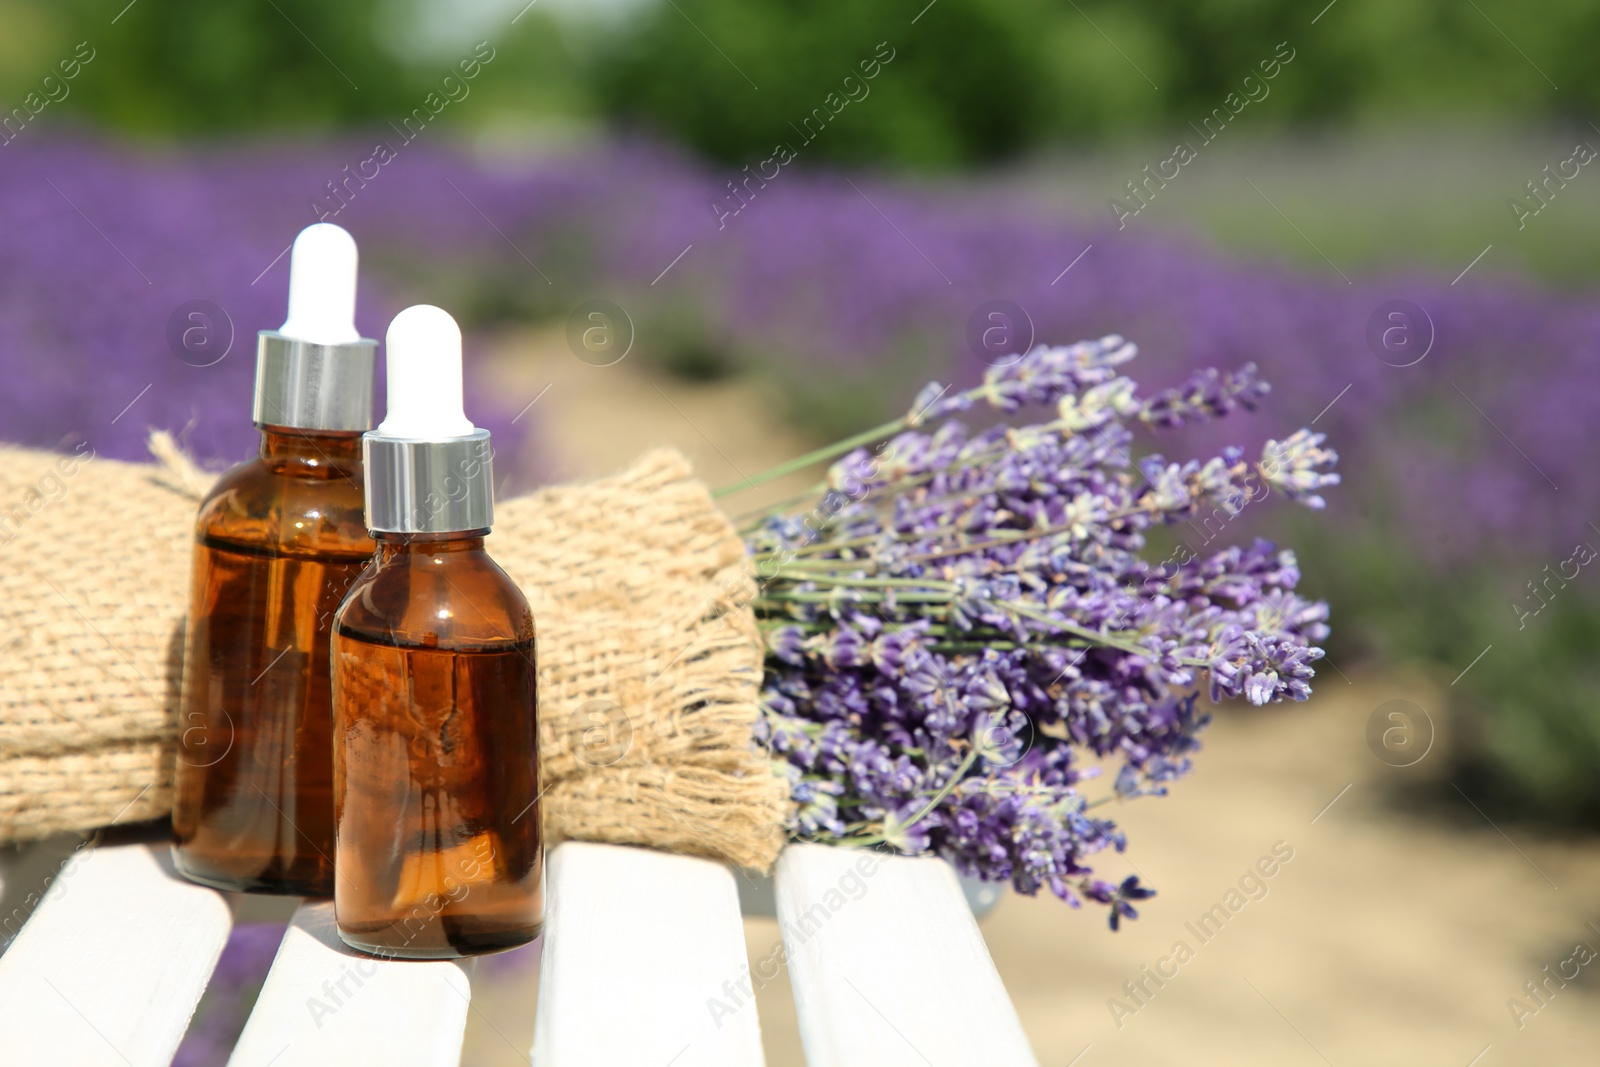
left=0, top=842, right=232, bottom=1067
left=228, top=900, right=473, bottom=1067
left=775, top=843, right=1039, bottom=1067
left=533, top=842, right=765, bottom=1067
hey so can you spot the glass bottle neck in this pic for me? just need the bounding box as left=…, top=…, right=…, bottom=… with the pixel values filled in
left=373, top=529, right=488, bottom=563
left=258, top=427, right=363, bottom=478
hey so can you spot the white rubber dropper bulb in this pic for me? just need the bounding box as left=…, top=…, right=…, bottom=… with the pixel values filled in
left=278, top=223, right=362, bottom=345
left=377, top=305, right=477, bottom=439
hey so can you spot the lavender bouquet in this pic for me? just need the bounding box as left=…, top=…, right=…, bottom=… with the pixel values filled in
left=737, top=337, right=1338, bottom=927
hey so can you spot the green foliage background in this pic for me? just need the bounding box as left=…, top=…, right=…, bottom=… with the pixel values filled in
left=3, top=0, right=1596, bottom=160
left=592, top=0, right=1596, bottom=166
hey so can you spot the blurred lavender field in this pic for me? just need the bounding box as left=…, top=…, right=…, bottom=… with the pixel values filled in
left=4, top=136, right=1588, bottom=555
left=2, top=132, right=1596, bottom=815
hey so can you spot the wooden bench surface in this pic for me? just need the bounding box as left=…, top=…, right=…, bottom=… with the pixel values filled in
left=0, top=838, right=1039, bottom=1065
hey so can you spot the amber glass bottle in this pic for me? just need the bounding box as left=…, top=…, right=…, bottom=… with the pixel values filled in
left=330, top=303, right=542, bottom=958
left=330, top=530, right=542, bottom=957
left=171, top=429, right=372, bottom=894
left=171, top=222, right=378, bottom=896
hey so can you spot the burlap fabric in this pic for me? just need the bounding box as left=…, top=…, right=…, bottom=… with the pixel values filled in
left=0, top=437, right=788, bottom=871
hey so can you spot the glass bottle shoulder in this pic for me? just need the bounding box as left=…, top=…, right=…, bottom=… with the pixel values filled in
left=335, top=539, right=534, bottom=652
left=196, top=444, right=372, bottom=562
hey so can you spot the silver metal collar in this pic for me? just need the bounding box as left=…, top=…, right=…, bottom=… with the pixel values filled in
left=362, top=429, right=495, bottom=534
left=252, top=331, right=377, bottom=432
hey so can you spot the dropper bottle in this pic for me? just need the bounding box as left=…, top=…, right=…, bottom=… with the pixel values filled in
left=172, top=223, right=378, bottom=896
left=330, top=305, right=543, bottom=958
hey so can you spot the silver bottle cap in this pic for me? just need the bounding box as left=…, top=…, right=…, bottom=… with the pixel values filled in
left=252, top=331, right=378, bottom=432
left=363, top=429, right=494, bottom=533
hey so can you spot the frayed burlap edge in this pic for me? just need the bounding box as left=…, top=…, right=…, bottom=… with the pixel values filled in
left=0, top=437, right=789, bottom=872
left=497, top=448, right=789, bottom=871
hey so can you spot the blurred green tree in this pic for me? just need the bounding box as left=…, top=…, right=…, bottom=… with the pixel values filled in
left=8, top=0, right=1600, bottom=162
left=588, top=0, right=1051, bottom=168
left=15, top=0, right=420, bottom=135
left=585, top=0, right=1600, bottom=168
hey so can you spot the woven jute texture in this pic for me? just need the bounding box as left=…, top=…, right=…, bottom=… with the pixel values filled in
left=0, top=438, right=788, bottom=871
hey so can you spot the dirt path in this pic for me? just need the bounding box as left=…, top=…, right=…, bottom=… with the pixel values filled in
left=462, top=332, right=1600, bottom=1066
left=479, top=324, right=820, bottom=510
left=979, top=672, right=1600, bottom=1066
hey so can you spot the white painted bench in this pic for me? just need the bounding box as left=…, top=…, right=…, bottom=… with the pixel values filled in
left=0, top=835, right=1038, bottom=1065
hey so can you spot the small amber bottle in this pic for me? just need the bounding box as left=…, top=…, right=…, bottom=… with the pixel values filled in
left=173, top=224, right=378, bottom=896
left=331, top=305, right=542, bottom=958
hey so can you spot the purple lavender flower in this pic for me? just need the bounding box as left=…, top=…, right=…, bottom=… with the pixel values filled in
left=743, top=339, right=1333, bottom=925
left=1085, top=875, right=1157, bottom=931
